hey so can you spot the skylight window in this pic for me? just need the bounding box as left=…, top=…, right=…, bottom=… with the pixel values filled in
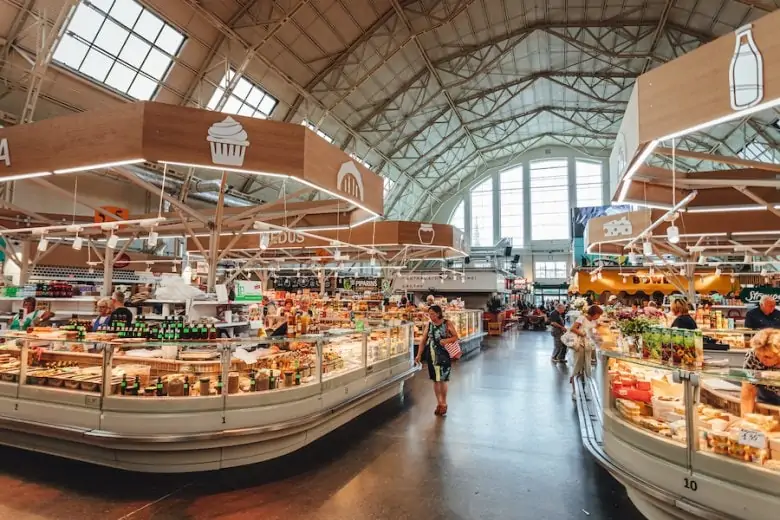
left=302, top=120, right=334, bottom=143
left=207, top=68, right=278, bottom=119
left=349, top=153, right=372, bottom=170
left=53, top=0, right=185, bottom=100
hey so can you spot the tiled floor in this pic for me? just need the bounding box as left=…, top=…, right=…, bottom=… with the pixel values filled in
left=0, top=330, right=645, bottom=519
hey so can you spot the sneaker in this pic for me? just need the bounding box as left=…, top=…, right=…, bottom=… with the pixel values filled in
left=558, top=358, right=567, bottom=363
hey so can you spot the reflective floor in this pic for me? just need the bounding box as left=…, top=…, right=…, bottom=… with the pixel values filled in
left=0, top=330, right=645, bottom=519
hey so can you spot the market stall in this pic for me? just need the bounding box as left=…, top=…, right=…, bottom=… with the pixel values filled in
left=0, top=323, right=415, bottom=472
left=576, top=8, right=780, bottom=519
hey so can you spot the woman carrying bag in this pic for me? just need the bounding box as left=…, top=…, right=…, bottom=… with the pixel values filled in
left=565, top=305, right=603, bottom=396
left=415, top=304, right=460, bottom=416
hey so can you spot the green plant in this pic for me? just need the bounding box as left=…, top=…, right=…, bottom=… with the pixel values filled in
left=486, top=295, right=503, bottom=314
left=617, top=316, right=656, bottom=337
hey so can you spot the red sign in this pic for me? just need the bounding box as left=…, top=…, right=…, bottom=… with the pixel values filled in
left=114, top=253, right=131, bottom=269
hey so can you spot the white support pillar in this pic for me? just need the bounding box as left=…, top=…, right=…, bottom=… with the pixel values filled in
left=103, top=247, right=114, bottom=297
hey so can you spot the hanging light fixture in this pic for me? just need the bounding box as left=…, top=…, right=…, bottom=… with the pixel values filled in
left=107, top=232, right=119, bottom=249
left=628, top=251, right=638, bottom=264
left=643, top=240, right=653, bottom=257
left=698, top=254, right=706, bottom=265
left=679, top=266, right=686, bottom=276
left=667, top=224, right=680, bottom=244
left=72, top=235, right=83, bottom=251
left=597, top=270, right=603, bottom=280
left=744, top=254, right=751, bottom=264
left=761, top=267, right=768, bottom=277
left=147, top=230, right=159, bottom=247
left=259, top=234, right=269, bottom=250
left=649, top=267, right=655, bottom=276
left=37, top=237, right=48, bottom=252
left=715, top=267, right=722, bottom=276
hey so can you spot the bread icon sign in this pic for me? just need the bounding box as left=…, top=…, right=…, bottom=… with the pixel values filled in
left=603, top=216, right=633, bottom=237
left=337, top=161, right=364, bottom=201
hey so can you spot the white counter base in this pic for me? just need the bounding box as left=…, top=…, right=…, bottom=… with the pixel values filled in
left=0, top=362, right=419, bottom=473
left=575, top=376, right=779, bottom=520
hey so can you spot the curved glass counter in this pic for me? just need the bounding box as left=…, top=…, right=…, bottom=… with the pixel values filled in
left=600, top=347, right=780, bottom=518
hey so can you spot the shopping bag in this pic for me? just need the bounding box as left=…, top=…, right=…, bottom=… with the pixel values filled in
left=445, top=339, right=462, bottom=360
left=561, top=331, right=577, bottom=348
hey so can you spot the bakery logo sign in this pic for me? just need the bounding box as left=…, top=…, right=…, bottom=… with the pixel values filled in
left=207, top=116, right=250, bottom=167
left=603, top=216, right=633, bottom=237
left=730, top=24, right=764, bottom=111
left=0, top=138, right=9, bottom=167
left=337, top=161, right=364, bottom=201
left=338, top=277, right=381, bottom=290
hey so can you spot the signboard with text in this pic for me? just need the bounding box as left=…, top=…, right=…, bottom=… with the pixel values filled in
left=739, top=286, right=780, bottom=305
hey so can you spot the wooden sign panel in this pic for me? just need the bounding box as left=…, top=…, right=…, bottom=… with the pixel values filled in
left=585, top=210, right=652, bottom=248
left=638, top=10, right=780, bottom=143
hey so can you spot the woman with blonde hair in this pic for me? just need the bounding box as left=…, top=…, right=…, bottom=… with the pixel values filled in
left=670, top=298, right=697, bottom=330
left=741, top=329, right=780, bottom=414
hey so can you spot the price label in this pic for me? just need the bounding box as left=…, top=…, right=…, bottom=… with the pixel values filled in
left=738, top=429, right=766, bottom=449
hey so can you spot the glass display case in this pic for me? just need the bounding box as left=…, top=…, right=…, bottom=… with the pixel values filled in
left=599, top=349, right=780, bottom=517
left=0, top=323, right=413, bottom=400
left=411, top=309, right=484, bottom=344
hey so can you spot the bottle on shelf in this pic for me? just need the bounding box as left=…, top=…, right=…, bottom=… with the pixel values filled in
left=155, top=376, right=164, bottom=397
left=249, top=370, right=257, bottom=392
left=216, top=375, right=224, bottom=395
left=132, top=375, right=141, bottom=396
left=183, top=376, right=190, bottom=396
left=120, top=374, right=128, bottom=395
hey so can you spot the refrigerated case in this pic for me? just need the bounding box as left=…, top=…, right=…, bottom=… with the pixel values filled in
left=411, top=309, right=485, bottom=356
left=599, top=350, right=780, bottom=519
left=0, top=325, right=416, bottom=472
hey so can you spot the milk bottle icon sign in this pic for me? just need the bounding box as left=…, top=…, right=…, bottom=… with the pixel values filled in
left=729, top=24, right=764, bottom=111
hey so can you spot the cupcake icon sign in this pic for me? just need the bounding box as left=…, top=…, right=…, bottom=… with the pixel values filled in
left=207, top=116, right=250, bottom=167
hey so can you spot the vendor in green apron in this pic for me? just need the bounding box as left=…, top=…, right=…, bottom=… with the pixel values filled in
left=9, top=297, right=54, bottom=331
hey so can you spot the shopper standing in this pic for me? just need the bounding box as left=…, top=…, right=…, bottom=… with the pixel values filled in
left=414, top=304, right=459, bottom=416
left=670, top=299, right=697, bottom=330
left=549, top=303, right=567, bottom=363
left=569, top=305, right=604, bottom=394
left=745, top=295, right=780, bottom=330
left=110, top=291, right=133, bottom=325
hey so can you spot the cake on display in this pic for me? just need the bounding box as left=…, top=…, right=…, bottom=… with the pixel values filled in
left=207, top=116, right=250, bottom=166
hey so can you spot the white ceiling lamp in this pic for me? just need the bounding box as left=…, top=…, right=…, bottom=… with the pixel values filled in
left=106, top=233, right=119, bottom=249
left=649, top=267, right=655, bottom=276
left=72, top=235, right=83, bottom=251
left=715, top=267, right=722, bottom=276
left=698, top=254, right=706, bottom=265
left=628, top=250, right=638, bottom=264
left=642, top=240, right=653, bottom=257
left=679, top=266, right=686, bottom=276
left=147, top=230, right=159, bottom=247
left=259, top=234, right=269, bottom=250
left=744, top=254, right=751, bottom=264
left=37, top=237, right=48, bottom=252
left=761, top=267, right=768, bottom=277
left=597, top=270, right=603, bottom=280
left=667, top=223, right=680, bottom=244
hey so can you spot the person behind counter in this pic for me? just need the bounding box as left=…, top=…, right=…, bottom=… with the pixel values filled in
left=92, top=297, right=113, bottom=331
left=745, top=295, right=780, bottom=330
left=741, top=328, right=780, bottom=413
left=110, top=291, right=134, bottom=325
left=670, top=299, right=697, bottom=330
left=414, top=304, right=459, bottom=417
left=9, top=297, right=53, bottom=330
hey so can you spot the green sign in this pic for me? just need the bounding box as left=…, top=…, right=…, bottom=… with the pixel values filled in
left=739, top=286, right=780, bottom=304
left=234, top=280, right=264, bottom=302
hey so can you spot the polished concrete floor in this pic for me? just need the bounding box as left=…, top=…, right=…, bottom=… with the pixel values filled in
left=0, top=330, right=645, bottom=519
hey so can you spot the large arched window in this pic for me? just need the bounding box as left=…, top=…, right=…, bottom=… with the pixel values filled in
left=470, top=178, right=494, bottom=247
left=529, top=159, right=569, bottom=241
left=449, top=200, right=465, bottom=231
left=499, top=165, right=523, bottom=246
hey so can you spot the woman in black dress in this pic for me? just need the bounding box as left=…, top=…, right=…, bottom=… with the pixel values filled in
left=414, top=305, right=459, bottom=416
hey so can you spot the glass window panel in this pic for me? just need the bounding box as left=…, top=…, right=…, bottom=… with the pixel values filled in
left=80, top=48, right=113, bottom=82
left=104, top=62, right=135, bottom=92
left=90, top=0, right=114, bottom=12
left=133, top=10, right=164, bottom=42
left=141, top=47, right=170, bottom=80
left=576, top=160, right=603, bottom=207
left=222, top=96, right=243, bottom=115
left=470, top=178, right=493, bottom=247
left=156, top=25, right=184, bottom=55
left=94, top=19, right=128, bottom=55
left=119, top=34, right=150, bottom=68
left=530, top=159, right=569, bottom=241
left=237, top=104, right=255, bottom=117
left=110, top=0, right=142, bottom=28
left=127, top=73, right=157, bottom=100
left=53, top=0, right=185, bottom=100
left=207, top=68, right=279, bottom=119
left=233, top=78, right=253, bottom=100
left=258, top=95, right=277, bottom=116
left=69, top=3, right=104, bottom=41
left=500, top=166, right=523, bottom=246
left=207, top=88, right=224, bottom=110
left=245, top=87, right=264, bottom=109
left=450, top=200, right=465, bottom=231
left=53, top=34, right=89, bottom=69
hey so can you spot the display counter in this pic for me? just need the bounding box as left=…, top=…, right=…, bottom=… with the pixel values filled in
left=411, top=309, right=485, bottom=356
left=0, top=324, right=417, bottom=472
left=576, top=347, right=780, bottom=520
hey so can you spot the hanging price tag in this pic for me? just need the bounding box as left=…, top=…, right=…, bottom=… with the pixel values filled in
left=738, top=429, right=766, bottom=449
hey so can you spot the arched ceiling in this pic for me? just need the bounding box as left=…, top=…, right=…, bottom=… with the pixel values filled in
left=0, top=0, right=778, bottom=220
